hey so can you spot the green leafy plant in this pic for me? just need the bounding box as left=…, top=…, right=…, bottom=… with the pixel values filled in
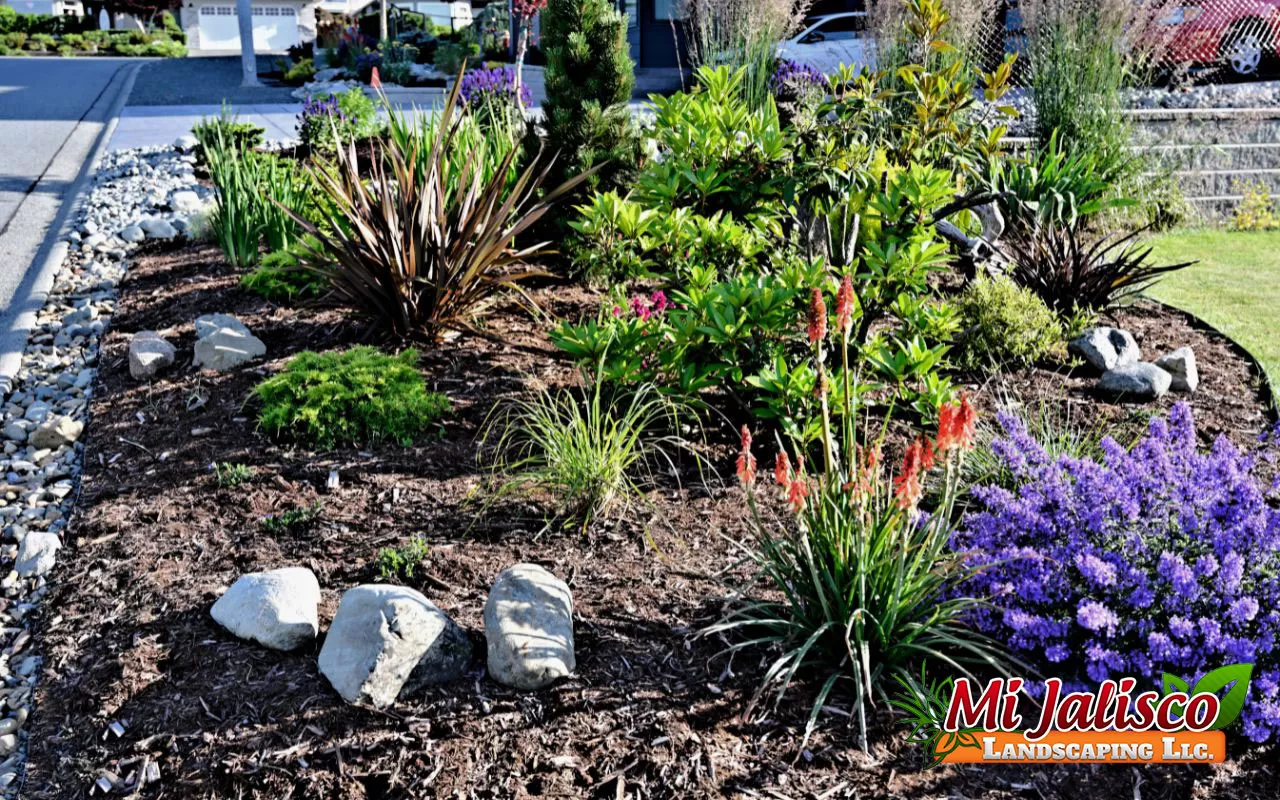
left=283, top=57, right=317, bottom=85
left=204, top=127, right=266, bottom=268
left=241, top=247, right=330, bottom=303
left=566, top=191, right=656, bottom=282
left=191, top=106, right=265, bottom=164
left=287, top=77, right=595, bottom=340
left=953, top=275, right=1065, bottom=371
left=376, top=536, right=432, bottom=581
left=990, top=130, right=1131, bottom=233
left=297, top=87, right=381, bottom=152
left=482, top=371, right=693, bottom=525
left=261, top=502, right=323, bottom=534
left=254, top=347, right=451, bottom=448
left=212, top=461, right=253, bottom=487
left=1004, top=222, right=1196, bottom=313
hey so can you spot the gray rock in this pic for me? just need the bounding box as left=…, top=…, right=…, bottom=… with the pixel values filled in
left=119, top=225, right=144, bottom=244
left=23, top=402, right=52, bottom=424
left=1098, top=362, right=1173, bottom=400
left=16, top=530, right=60, bottom=577
left=174, top=133, right=199, bottom=152
left=484, top=564, right=575, bottom=690
left=319, top=585, right=471, bottom=707
left=1069, top=327, right=1142, bottom=372
left=3, top=421, right=28, bottom=443
left=193, top=325, right=266, bottom=371
left=211, top=567, right=321, bottom=651
left=30, top=415, right=83, bottom=450
left=140, top=218, right=177, bottom=239
left=128, top=331, right=177, bottom=380
left=1155, top=346, right=1199, bottom=393
left=313, top=67, right=346, bottom=81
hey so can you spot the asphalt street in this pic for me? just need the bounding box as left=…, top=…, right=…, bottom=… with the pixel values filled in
left=0, top=57, right=134, bottom=389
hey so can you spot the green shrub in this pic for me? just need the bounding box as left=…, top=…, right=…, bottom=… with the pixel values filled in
left=27, top=32, right=54, bottom=51
left=241, top=247, right=329, bottom=303
left=56, top=43, right=73, bottom=56
left=0, top=7, right=16, bottom=34
left=538, top=0, right=642, bottom=197
left=433, top=36, right=480, bottom=75
left=283, top=57, right=317, bottom=85
left=376, top=537, right=431, bottom=581
left=953, top=275, right=1064, bottom=371
left=1228, top=180, right=1279, bottom=232
left=4, top=31, right=26, bottom=49
left=254, top=347, right=451, bottom=448
left=192, top=109, right=266, bottom=165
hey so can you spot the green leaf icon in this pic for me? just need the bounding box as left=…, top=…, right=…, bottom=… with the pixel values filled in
left=1162, top=673, right=1190, bottom=719
left=1191, top=663, right=1254, bottom=731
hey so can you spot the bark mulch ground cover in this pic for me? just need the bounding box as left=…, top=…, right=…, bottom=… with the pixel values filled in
left=22, top=240, right=1280, bottom=798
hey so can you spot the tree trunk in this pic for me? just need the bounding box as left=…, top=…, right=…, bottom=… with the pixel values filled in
left=379, top=0, right=387, bottom=41
left=236, top=0, right=260, bottom=87
left=514, top=19, right=530, bottom=107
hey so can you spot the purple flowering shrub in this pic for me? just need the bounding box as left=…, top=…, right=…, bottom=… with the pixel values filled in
left=770, top=59, right=826, bottom=93
left=952, top=403, right=1280, bottom=742
left=458, top=65, right=532, bottom=111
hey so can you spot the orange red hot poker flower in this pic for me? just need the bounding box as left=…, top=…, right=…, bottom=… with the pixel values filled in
left=835, top=274, right=855, bottom=338
left=808, top=288, right=827, bottom=345
left=936, top=394, right=977, bottom=456
left=736, top=425, right=757, bottom=485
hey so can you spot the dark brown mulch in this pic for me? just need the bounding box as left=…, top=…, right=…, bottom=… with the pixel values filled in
left=22, top=240, right=1280, bottom=798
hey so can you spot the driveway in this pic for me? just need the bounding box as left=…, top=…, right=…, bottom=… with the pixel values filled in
left=0, top=56, right=136, bottom=389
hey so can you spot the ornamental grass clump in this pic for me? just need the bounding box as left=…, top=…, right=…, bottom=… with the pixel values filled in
left=255, top=347, right=450, bottom=448
left=953, top=403, right=1280, bottom=742
left=709, top=288, right=1010, bottom=752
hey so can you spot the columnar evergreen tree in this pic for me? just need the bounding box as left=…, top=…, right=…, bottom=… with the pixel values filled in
left=538, top=0, right=642, bottom=193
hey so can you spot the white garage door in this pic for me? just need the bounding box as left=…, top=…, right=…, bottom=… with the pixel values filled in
left=198, top=5, right=299, bottom=52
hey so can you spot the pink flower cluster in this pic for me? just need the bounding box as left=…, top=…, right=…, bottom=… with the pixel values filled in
left=612, top=290, right=670, bottom=322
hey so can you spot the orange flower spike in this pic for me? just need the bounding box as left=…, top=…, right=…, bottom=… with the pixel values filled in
left=835, top=274, right=855, bottom=337
left=736, top=425, right=757, bottom=486
left=893, top=437, right=932, bottom=510
left=956, top=394, right=977, bottom=451
left=807, top=288, right=828, bottom=345
left=787, top=455, right=810, bottom=513
left=775, top=450, right=791, bottom=488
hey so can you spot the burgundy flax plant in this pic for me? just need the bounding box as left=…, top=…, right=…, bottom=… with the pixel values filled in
left=284, top=70, right=597, bottom=341
left=709, top=274, right=1009, bottom=753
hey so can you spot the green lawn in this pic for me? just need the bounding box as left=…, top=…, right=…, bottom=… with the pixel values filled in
left=1145, top=229, right=1280, bottom=392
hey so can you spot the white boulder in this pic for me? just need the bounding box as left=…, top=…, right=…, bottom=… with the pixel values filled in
left=129, top=331, right=177, bottom=380
left=1155, top=347, right=1199, bottom=393
left=193, top=314, right=266, bottom=370
left=318, top=585, right=471, bottom=707
left=1069, top=327, right=1141, bottom=372
left=1099, top=362, right=1173, bottom=400
left=30, top=415, right=84, bottom=450
left=210, top=567, right=321, bottom=651
left=140, top=218, right=177, bottom=239
left=16, top=530, right=61, bottom=577
left=484, top=564, right=575, bottom=690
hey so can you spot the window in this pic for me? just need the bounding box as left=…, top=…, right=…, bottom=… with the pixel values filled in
left=653, top=0, right=684, bottom=22
left=804, top=14, right=867, bottom=42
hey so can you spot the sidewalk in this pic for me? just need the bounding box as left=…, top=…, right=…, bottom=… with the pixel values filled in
left=110, top=104, right=303, bottom=150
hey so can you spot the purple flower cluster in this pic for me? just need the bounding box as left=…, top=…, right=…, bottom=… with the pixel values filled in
left=770, top=59, right=826, bottom=94
left=298, top=94, right=348, bottom=131
left=458, top=65, right=532, bottom=109
left=952, top=403, right=1280, bottom=742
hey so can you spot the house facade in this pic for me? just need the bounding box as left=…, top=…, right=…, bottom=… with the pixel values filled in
left=180, top=0, right=319, bottom=54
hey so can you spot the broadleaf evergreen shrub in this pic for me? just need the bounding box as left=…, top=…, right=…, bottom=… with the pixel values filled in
left=255, top=347, right=451, bottom=448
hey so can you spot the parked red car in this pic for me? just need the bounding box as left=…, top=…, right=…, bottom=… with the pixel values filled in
left=1156, top=0, right=1280, bottom=76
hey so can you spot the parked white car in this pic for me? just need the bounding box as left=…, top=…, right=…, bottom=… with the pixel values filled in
left=777, top=12, right=877, bottom=75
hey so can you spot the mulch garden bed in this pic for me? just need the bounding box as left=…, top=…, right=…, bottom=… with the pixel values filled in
left=22, top=239, right=1280, bottom=798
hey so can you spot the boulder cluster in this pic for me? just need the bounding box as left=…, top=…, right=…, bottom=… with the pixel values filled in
left=210, top=563, right=576, bottom=706
left=1069, top=327, right=1199, bottom=401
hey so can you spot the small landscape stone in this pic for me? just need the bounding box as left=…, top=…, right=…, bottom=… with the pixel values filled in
left=210, top=567, right=321, bottom=651
left=1155, top=346, right=1199, bottom=393
left=128, top=331, right=177, bottom=380
left=30, top=416, right=83, bottom=450
left=318, top=584, right=471, bottom=708
left=1098, top=362, right=1173, bottom=400
left=118, top=225, right=144, bottom=244
left=1069, top=327, right=1141, bottom=372
left=140, top=218, right=177, bottom=239
left=16, top=530, right=60, bottom=577
left=484, top=563, right=575, bottom=690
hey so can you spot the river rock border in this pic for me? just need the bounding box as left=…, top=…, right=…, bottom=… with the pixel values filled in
left=0, top=143, right=207, bottom=795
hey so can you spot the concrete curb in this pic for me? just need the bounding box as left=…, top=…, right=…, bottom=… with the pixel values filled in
left=0, top=61, right=142, bottom=397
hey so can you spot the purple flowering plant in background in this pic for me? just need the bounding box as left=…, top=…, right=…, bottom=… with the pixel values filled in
left=952, top=403, right=1280, bottom=741
left=770, top=59, right=826, bottom=93
left=458, top=66, right=533, bottom=111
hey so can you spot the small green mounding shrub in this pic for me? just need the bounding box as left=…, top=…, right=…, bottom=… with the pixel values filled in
left=5, top=31, right=27, bottom=49
left=255, top=347, right=451, bottom=448
left=242, top=247, right=329, bottom=303
left=953, top=275, right=1064, bottom=371
left=192, top=112, right=266, bottom=165
left=0, top=7, right=16, bottom=34
left=376, top=536, right=431, bottom=581
left=283, top=57, right=317, bottom=85
left=27, top=32, right=54, bottom=51
left=297, top=87, right=380, bottom=152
